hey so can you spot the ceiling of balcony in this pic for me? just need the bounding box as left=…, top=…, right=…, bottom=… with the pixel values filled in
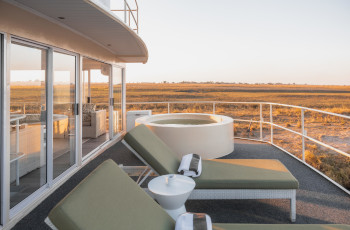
left=11, top=0, right=148, bottom=63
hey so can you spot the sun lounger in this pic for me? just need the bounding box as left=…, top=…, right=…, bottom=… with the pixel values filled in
left=122, top=124, right=299, bottom=222
left=46, top=160, right=350, bottom=230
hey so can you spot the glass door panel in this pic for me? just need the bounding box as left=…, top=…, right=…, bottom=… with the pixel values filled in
left=9, top=42, right=47, bottom=208
left=53, top=52, right=76, bottom=178
left=112, top=67, right=123, bottom=136
left=82, top=58, right=111, bottom=157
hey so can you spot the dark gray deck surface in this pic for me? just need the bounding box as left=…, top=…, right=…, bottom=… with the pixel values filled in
left=13, top=139, right=350, bottom=229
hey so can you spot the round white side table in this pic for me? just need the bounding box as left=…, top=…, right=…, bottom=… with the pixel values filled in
left=148, top=174, right=196, bottom=220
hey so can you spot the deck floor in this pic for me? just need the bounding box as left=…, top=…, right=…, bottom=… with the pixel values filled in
left=13, top=139, right=350, bottom=229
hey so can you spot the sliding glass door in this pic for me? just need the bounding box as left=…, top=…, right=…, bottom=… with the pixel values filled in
left=0, top=35, right=125, bottom=225
left=82, top=58, right=111, bottom=157
left=9, top=41, right=47, bottom=208
left=52, top=51, right=77, bottom=179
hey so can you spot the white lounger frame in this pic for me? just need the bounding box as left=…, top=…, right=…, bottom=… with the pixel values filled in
left=122, top=140, right=297, bottom=222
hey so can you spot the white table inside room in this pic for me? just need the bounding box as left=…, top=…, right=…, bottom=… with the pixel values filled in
left=148, top=174, right=196, bottom=220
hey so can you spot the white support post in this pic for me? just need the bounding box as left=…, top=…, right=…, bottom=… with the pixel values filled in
left=301, top=108, right=305, bottom=162
left=213, top=102, right=216, bottom=114
left=270, top=104, right=273, bottom=144
left=260, top=103, right=263, bottom=141
left=167, top=103, right=170, bottom=114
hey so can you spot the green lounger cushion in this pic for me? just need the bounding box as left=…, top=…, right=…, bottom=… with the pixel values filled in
left=195, top=159, right=299, bottom=189
left=124, top=125, right=299, bottom=189
left=213, top=224, right=350, bottom=230
left=47, top=160, right=349, bottom=230
left=48, top=160, right=175, bottom=230
left=124, top=124, right=180, bottom=175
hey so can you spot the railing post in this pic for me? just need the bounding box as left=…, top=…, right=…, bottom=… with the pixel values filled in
left=213, top=102, right=216, bottom=114
left=124, top=0, right=127, bottom=23
left=16, top=120, right=20, bottom=153
left=167, top=103, right=170, bottom=114
left=23, top=103, right=26, bottom=114
left=301, top=108, right=305, bottom=162
left=270, top=104, right=273, bottom=144
left=260, top=103, right=263, bottom=141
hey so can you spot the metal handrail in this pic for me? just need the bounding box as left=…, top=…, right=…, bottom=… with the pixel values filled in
left=10, top=114, right=26, bottom=122
left=10, top=114, right=26, bottom=154
left=126, top=101, right=350, bottom=119
left=126, top=100, right=350, bottom=194
left=111, top=0, right=139, bottom=33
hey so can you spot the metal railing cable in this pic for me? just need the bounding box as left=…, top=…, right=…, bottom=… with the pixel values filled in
left=111, top=0, right=139, bottom=33
left=126, top=101, right=350, bottom=195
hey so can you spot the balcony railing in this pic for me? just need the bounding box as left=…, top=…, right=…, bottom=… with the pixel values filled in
left=111, top=0, right=139, bottom=34
left=126, top=101, right=350, bottom=195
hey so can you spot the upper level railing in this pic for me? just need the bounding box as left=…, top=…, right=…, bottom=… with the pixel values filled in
left=126, top=101, right=350, bottom=195
left=111, top=0, right=139, bottom=34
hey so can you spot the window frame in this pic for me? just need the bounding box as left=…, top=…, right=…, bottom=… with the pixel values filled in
left=111, top=65, right=125, bottom=138
left=8, top=37, right=50, bottom=216
left=0, top=31, right=6, bottom=226
left=51, top=48, right=80, bottom=185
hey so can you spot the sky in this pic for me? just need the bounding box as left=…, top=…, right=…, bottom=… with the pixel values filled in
left=125, top=0, right=350, bottom=85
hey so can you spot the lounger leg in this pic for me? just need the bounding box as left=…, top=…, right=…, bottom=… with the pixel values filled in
left=136, top=166, right=149, bottom=184
left=290, top=192, right=296, bottom=222
left=138, top=169, right=153, bottom=186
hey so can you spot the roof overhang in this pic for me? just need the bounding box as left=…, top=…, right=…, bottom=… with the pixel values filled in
left=9, top=0, right=148, bottom=63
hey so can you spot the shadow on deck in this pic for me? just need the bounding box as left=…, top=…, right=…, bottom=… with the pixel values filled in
left=13, top=139, right=350, bottom=229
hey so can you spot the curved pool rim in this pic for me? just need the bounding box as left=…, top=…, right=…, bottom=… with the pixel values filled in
left=136, top=113, right=234, bottom=159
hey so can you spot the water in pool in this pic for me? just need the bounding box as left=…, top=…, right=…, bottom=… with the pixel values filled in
left=151, top=119, right=216, bottom=125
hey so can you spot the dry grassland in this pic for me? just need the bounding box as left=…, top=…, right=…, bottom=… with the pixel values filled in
left=127, top=83, right=350, bottom=189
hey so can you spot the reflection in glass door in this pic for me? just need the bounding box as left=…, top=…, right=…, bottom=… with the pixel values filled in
left=112, top=67, right=123, bottom=136
left=9, top=41, right=47, bottom=208
left=53, top=52, right=76, bottom=179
